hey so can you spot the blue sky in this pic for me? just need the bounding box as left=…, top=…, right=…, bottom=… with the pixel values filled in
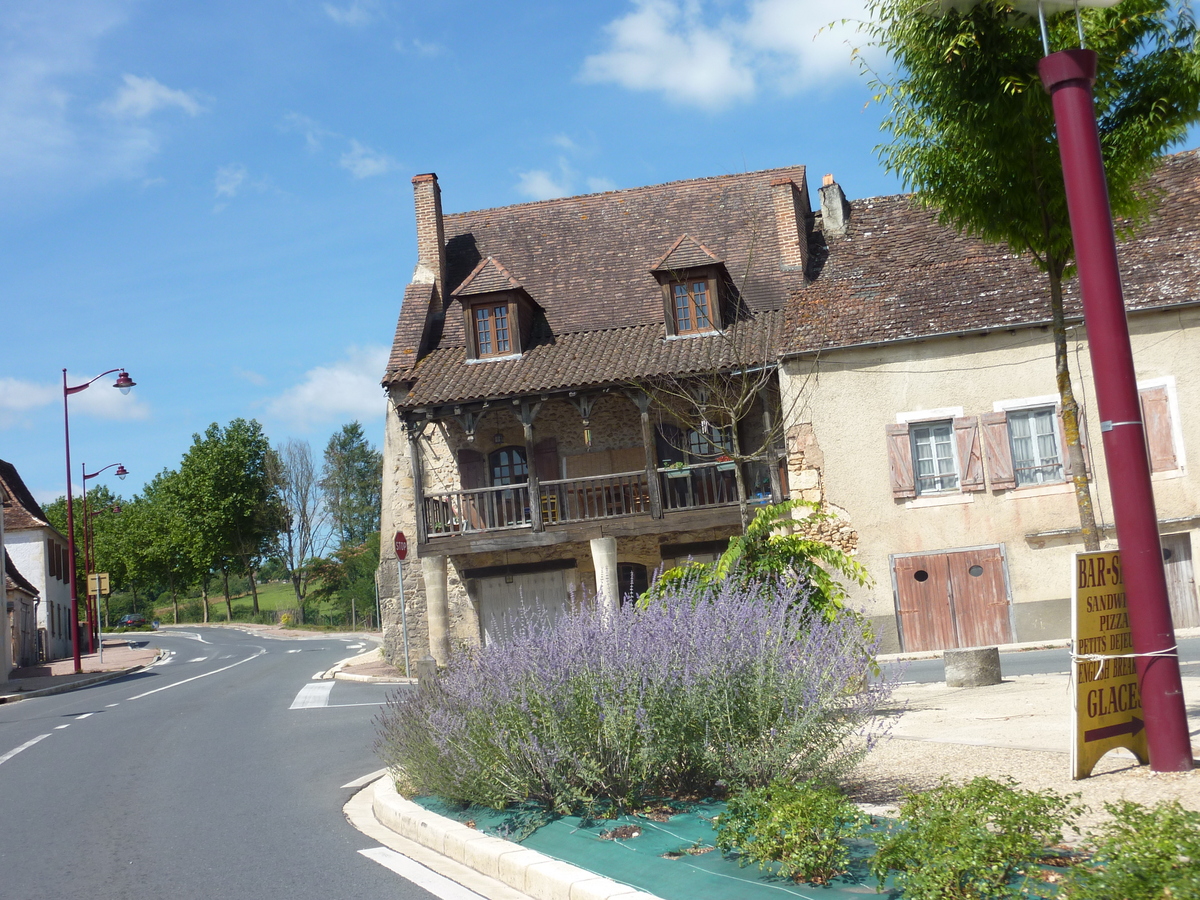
left=1, top=0, right=1183, bottom=506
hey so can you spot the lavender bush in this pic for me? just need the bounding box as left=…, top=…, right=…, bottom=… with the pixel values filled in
left=375, top=578, right=893, bottom=812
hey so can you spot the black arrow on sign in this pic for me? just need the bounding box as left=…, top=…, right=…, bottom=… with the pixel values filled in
left=1084, top=716, right=1144, bottom=743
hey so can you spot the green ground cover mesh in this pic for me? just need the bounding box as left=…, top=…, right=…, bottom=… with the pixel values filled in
left=413, top=795, right=1069, bottom=899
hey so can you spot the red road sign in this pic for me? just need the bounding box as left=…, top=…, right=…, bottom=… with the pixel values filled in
left=394, top=531, right=408, bottom=560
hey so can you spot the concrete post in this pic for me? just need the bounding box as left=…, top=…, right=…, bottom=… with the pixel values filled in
left=590, top=536, right=619, bottom=614
left=421, top=555, right=451, bottom=666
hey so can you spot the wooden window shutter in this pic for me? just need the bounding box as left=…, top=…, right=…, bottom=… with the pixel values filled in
left=49, top=542, right=58, bottom=579
left=954, top=417, right=985, bottom=492
left=981, top=411, right=1016, bottom=490
left=1057, top=406, right=1091, bottom=477
left=1140, top=386, right=1177, bottom=472
left=533, top=437, right=559, bottom=482
left=457, top=448, right=487, bottom=490
left=885, top=423, right=916, bottom=499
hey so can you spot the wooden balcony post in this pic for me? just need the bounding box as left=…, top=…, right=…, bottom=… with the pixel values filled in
left=406, top=420, right=429, bottom=544
left=761, top=397, right=784, bottom=504
left=519, top=400, right=544, bottom=532
left=630, top=392, right=664, bottom=518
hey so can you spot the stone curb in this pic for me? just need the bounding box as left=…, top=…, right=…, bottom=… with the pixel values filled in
left=371, top=777, right=662, bottom=900
left=333, top=671, right=416, bottom=684
left=0, top=650, right=164, bottom=704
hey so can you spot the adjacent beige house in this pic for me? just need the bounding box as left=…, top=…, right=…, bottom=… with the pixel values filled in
left=779, top=150, right=1200, bottom=653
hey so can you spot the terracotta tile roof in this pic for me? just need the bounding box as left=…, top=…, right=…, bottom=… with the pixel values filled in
left=453, top=257, right=524, bottom=297
left=385, top=165, right=810, bottom=397
left=785, top=149, right=1200, bottom=354
left=0, top=458, right=54, bottom=532
left=651, top=235, right=723, bottom=271
left=398, top=308, right=786, bottom=408
left=5, top=555, right=38, bottom=599
left=387, top=282, right=438, bottom=376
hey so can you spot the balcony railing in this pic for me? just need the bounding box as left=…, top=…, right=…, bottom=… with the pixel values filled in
left=421, top=456, right=779, bottom=539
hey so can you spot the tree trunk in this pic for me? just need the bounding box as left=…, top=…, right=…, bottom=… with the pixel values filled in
left=172, top=589, right=179, bottom=625
left=247, top=562, right=260, bottom=615
left=223, top=569, right=233, bottom=621
left=290, top=572, right=306, bottom=624
left=730, top=420, right=751, bottom=532
left=1048, top=260, right=1101, bottom=551
left=201, top=576, right=210, bottom=623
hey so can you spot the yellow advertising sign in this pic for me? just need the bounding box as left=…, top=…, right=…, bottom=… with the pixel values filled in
left=87, top=572, right=111, bottom=596
left=1072, top=550, right=1149, bottom=779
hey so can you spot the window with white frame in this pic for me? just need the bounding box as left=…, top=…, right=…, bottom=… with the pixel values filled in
left=911, top=421, right=958, bottom=494
left=1007, top=406, right=1064, bottom=485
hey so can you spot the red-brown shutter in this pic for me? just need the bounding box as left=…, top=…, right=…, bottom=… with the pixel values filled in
left=48, top=542, right=58, bottom=579
left=457, top=448, right=487, bottom=489
left=982, top=411, right=1016, bottom=490
left=1140, top=386, right=1177, bottom=472
left=885, top=423, right=915, bottom=499
left=533, top=437, right=559, bottom=482
left=954, top=416, right=985, bottom=492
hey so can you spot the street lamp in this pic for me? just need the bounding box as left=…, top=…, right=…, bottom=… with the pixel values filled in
left=922, top=0, right=1192, bottom=771
left=63, top=368, right=136, bottom=673
left=81, top=463, right=127, bottom=655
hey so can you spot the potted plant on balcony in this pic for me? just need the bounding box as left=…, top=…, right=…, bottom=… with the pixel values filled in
left=715, top=454, right=736, bottom=472
left=664, top=460, right=691, bottom=478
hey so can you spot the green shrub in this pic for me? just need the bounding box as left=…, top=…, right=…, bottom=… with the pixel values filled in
left=870, top=776, right=1081, bottom=900
left=714, top=780, right=867, bottom=884
left=1063, top=799, right=1200, bottom=900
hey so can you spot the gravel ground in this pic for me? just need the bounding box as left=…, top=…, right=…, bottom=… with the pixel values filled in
left=847, top=674, right=1200, bottom=837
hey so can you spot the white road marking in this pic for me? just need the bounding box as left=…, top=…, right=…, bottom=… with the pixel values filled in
left=328, top=702, right=388, bottom=708
left=106, top=703, right=119, bottom=708
left=347, top=644, right=364, bottom=650
left=0, top=734, right=50, bottom=767
left=75, top=713, right=93, bottom=720
left=289, top=682, right=335, bottom=709
left=341, top=768, right=387, bottom=789
left=188, top=657, right=208, bottom=662
left=287, top=649, right=302, bottom=654
left=55, top=724, right=70, bottom=730
left=126, top=649, right=266, bottom=700
left=218, top=654, right=235, bottom=660
left=358, top=847, right=488, bottom=900
left=312, top=671, right=325, bottom=680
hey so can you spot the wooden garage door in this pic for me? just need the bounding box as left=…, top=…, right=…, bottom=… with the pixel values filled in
left=478, top=569, right=572, bottom=647
left=1162, top=533, right=1199, bottom=629
left=894, top=546, right=1013, bottom=652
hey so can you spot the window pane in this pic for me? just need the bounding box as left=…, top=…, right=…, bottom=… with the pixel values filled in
left=912, top=422, right=958, bottom=493
left=1010, top=407, right=1062, bottom=485
left=692, top=282, right=710, bottom=329
left=475, top=307, right=492, bottom=355
left=673, top=284, right=691, bottom=331
left=493, top=305, right=510, bottom=353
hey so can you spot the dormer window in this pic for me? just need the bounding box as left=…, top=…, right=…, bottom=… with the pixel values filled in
left=474, top=303, right=512, bottom=357
left=672, top=279, right=713, bottom=334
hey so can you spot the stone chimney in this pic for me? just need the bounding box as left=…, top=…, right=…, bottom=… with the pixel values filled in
left=771, top=176, right=810, bottom=273
left=411, top=173, right=446, bottom=291
left=819, top=173, right=850, bottom=237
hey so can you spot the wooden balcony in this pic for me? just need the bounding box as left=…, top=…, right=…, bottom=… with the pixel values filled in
left=420, top=458, right=778, bottom=549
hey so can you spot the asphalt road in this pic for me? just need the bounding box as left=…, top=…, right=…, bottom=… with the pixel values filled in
left=888, top=634, right=1200, bottom=684
left=0, top=627, right=432, bottom=900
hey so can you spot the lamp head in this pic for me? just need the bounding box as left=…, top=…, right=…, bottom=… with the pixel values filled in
left=113, top=370, right=136, bottom=394
left=115, top=465, right=128, bottom=480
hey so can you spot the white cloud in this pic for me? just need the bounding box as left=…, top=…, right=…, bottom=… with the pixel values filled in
left=582, top=0, right=869, bottom=110
left=69, top=376, right=150, bottom=421
left=282, top=112, right=330, bottom=152
left=101, top=74, right=204, bottom=119
left=214, top=163, right=248, bottom=198
left=586, top=176, right=618, bottom=193
left=339, top=140, right=396, bottom=179
left=323, top=0, right=381, bottom=27
left=517, top=168, right=573, bottom=201
left=266, top=346, right=390, bottom=430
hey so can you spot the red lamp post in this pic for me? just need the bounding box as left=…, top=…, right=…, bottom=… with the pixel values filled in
left=81, top=463, right=127, bottom=654
left=63, top=368, right=135, bottom=673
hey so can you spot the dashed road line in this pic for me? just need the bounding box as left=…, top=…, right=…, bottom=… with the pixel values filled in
left=188, top=657, right=208, bottom=662
left=126, top=648, right=266, bottom=700
left=289, top=682, right=335, bottom=709
left=54, top=724, right=70, bottom=730
left=75, top=713, right=93, bottom=720
left=287, top=649, right=302, bottom=654
left=105, top=703, right=119, bottom=708
left=0, top=734, right=50, bottom=767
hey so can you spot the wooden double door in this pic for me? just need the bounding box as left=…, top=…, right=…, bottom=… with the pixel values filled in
left=892, top=545, right=1014, bottom=652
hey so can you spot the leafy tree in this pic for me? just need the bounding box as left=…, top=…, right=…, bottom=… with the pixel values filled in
left=642, top=500, right=872, bottom=621
left=320, top=422, right=382, bottom=548
left=306, top=532, right=380, bottom=627
left=123, top=470, right=200, bottom=625
left=858, top=0, right=1200, bottom=550
left=175, top=419, right=284, bottom=616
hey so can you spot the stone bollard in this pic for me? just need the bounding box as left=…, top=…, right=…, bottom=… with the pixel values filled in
left=415, top=654, right=438, bottom=691
left=944, top=646, right=1002, bottom=687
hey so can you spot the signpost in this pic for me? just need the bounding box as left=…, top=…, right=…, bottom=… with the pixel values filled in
left=88, top=573, right=110, bottom=664
left=1073, top=550, right=1149, bottom=778
left=394, top=531, right=411, bottom=678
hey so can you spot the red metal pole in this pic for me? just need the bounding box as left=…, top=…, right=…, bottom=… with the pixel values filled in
left=63, top=370, right=82, bottom=674
left=1040, top=49, right=1192, bottom=772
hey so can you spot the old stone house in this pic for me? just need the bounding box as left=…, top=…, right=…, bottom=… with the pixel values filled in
left=378, top=167, right=842, bottom=665
left=779, top=150, right=1200, bottom=653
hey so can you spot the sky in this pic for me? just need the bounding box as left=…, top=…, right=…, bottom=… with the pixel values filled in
left=1, top=0, right=1188, bottom=507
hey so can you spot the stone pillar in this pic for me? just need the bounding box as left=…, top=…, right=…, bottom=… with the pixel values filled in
left=590, top=536, right=619, bottom=614
left=421, top=555, right=452, bottom=665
